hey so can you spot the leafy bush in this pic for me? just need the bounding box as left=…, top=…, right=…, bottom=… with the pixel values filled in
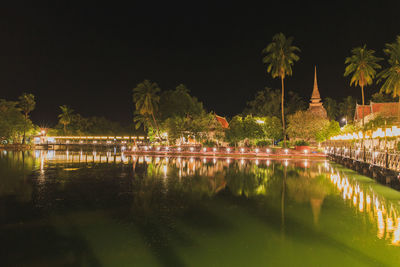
left=294, top=140, right=309, bottom=146
left=278, top=140, right=291, bottom=148
left=202, top=140, right=216, bottom=147
left=256, top=140, right=272, bottom=147
left=228, top=142, right=237, bottom=147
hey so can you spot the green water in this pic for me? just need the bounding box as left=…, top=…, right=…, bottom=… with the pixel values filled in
left=1, top=150, right=400, bottom=266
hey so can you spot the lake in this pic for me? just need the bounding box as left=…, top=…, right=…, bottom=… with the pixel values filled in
left=1, top=150, right=400, bottom=266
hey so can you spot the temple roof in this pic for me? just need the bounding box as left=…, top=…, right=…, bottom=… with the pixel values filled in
left=354, top=102, right=400, bottom=121
left=215, top=115, right=229, bottom=129
left=311, top=66, right=321, bottom=101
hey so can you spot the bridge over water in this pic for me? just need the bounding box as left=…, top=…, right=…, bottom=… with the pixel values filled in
left=34, top=135, right=148, bottom=148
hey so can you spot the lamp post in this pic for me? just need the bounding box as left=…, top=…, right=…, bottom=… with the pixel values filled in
left=341, top=117, right=347, bottom=126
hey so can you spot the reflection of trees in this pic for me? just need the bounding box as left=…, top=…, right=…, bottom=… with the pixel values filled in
left=0, top=151, right=34, bottom=202
left=125, top=160, right=232, bottom=266
left=225, top=163, right=272, bottom=197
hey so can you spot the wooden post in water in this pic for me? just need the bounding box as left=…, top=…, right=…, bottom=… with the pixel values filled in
left=386, top=149, right=389, bottom=169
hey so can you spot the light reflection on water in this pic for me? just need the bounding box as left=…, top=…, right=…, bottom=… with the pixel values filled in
left=1, top=149, right=400, bottom=265
left=328, top=168, right=400, bottom=245
left=28, top=149, right=400, bottom=246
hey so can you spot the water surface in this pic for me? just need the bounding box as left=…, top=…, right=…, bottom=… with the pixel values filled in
left=1, top=150, right=400, bottom=266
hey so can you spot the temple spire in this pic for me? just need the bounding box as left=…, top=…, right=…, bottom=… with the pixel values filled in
left=311, top=66, right=321, bottom=101
left=308, top=66, right=327, bottom=118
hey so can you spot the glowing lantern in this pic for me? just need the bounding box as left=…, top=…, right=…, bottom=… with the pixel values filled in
left=392, top=126, right=400, bottom=137
left=386, top=128, right=393, bottom=137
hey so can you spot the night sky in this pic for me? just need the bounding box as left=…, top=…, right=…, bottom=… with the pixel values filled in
left=1, top=1, right=399, bottom=126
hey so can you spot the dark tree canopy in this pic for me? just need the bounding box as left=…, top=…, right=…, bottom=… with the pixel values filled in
left=323, top=97, right=339, bottom=120
left=244, top=87, right=306, bottom=118
left=159, top=84, right=205, bottom=120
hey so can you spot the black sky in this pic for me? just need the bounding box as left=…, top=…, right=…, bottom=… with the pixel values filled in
left=1, top=1, right=399, bottom=126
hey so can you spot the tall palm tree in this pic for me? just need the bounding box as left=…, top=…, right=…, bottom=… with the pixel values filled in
left=133, top=110, right=151, bottom=131
left=344, top=45, right=382, bottom=125
left=378, top=36, right=400, bottom=119
left=133, top=80, right=161, bottom=138
left=18, top=93, right=35, bottom=144
left=262, top=33, right=300, bottom=145
left=58, top=105, right=74, bottom=135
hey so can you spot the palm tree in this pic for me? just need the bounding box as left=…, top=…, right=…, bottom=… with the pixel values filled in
left=58, top=105, right=74, bottom=135
left=378, top=36, right=400, bottom=119
left=344, top=45, right=382, bottom=126
left=18, top=93, right=35, bottom=144
left=133, top=110, right=151, bottom=131
left=133, top=80, right=161, bottom=138
left=262, top=33, right=300, bottom=145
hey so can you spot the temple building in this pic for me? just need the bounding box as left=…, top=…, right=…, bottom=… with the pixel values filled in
left=354, top=102, right=400, bottom=125
left=308, top=66, right=328, bottom=118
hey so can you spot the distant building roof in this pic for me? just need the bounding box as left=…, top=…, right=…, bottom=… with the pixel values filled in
left=355, top=102, right=400, bottom=122
left=354, top=105, right=372, bottom=121
left=215, top=115, right=229, bottom=129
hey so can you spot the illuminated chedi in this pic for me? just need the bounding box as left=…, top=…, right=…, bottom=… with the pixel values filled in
left=308, top=66, right=328, bottom=119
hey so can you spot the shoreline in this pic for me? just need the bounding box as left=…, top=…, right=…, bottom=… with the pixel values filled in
left=0, top=144, right=34, bottom=151
left=123, top=151, right=327, bottom=159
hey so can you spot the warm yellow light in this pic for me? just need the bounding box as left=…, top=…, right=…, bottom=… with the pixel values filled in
left=392, top=218, right=400, bottom=245
left=386, top=128, right=393, bottom=137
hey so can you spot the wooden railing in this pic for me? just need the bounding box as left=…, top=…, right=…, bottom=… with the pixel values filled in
left=326, top=146, right=400, bottom=171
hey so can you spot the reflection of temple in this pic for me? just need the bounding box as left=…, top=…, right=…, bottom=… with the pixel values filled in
left=308, top=67, right=328, bottom=118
